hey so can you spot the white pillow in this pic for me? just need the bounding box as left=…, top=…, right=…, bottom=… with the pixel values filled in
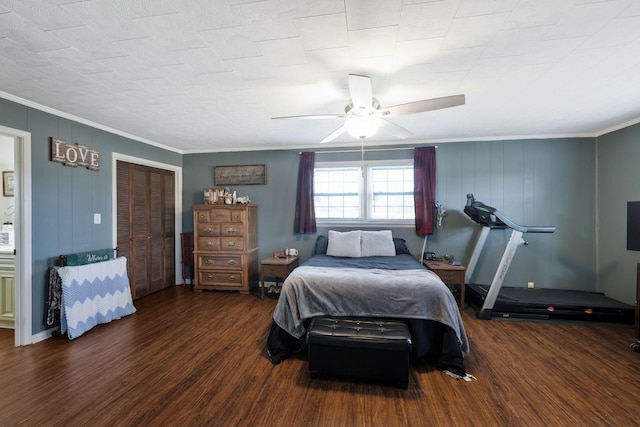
left=326, top=230, right=362, bottom=257
left=361, top=230, right=396, bottom=257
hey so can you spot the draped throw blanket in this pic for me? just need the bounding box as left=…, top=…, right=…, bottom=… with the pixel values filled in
left=56, top=257, right=136, bottom=340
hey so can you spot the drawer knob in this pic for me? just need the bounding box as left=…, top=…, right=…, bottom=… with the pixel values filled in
left=204, top=227, right=213, bottom=233
left=228, top=276, right=236, bottom=281
left=226, top=241, right=236, bottom=246
left=205, top=259, right=214, bottom=265
left=227, top=260, right=236, bottom=265
left=226, top=227, right=237, bottom=233
left=204, top=241, right=214, bottom=247
left=206, top=274, right=214, bottom=280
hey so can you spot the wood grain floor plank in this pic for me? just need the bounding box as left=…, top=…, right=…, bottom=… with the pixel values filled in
left=0, top=287, right=638, bottom=426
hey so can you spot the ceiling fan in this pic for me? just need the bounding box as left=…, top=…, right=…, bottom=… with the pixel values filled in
left=272, top=74, right=465, bottom=143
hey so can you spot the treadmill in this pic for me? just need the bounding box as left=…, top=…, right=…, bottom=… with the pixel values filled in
left=464, top=194, right=634, bottom=323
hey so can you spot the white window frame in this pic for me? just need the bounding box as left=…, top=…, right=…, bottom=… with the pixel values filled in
left=314, top=159, right=415, bottom=227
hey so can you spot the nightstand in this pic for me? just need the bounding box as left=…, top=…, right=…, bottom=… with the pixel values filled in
left=423, top=260, right=466, bottom=311
left=259, top=256, right=299, bottom=299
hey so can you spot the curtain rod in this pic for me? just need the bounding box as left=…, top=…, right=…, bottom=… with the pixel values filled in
left=299, top=146, right=437, bottom=154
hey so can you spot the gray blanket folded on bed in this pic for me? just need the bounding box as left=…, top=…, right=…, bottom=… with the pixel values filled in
left=272, top=264, right=469, bottom=356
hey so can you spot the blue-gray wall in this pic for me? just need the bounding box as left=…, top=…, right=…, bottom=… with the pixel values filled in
left=2, top=91, right=639, bottom=339
left=597, top=122, right=640, bottom=304
left=0, top=98, right=182, bottom=334
left=183, top=137, right=599, bottom=297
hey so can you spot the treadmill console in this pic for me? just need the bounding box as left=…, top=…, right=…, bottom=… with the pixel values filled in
left=464, top=194, right=507, bottom=228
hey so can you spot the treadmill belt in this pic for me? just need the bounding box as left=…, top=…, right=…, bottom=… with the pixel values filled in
left=466, top=284, right=635, bottom=323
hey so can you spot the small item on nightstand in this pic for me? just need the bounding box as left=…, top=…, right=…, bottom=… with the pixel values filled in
left=423, top=251, right=437, bottom=261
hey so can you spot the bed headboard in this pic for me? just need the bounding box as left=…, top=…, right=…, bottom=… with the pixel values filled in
left=59, top=247, right=119, bottom=267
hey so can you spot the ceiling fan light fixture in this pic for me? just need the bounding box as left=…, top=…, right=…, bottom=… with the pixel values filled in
left=345, top=116, right=381, bottom=139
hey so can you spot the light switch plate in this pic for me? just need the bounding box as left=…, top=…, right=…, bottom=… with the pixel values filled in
left=94, top=213, right=101, bottom=224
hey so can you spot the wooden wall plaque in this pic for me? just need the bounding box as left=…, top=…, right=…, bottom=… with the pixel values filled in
left=214, top=164, right=266, bottom=185
left=50, top=137, right=100, bottom=171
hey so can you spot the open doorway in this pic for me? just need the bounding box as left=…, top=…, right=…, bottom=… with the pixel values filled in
left=0, top=125, right=32, bottom=347
left=0, top=134, right=14, bottom=344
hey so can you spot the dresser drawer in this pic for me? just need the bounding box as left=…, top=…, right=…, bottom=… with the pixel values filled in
left=195, top=210, right=211, bottom=223
left=199, top=270, right=244, bottom=287
left=198, top=223, right=221, bottom=236
left=195, top=208, right=233, bottom=223
left=197, top=237, right=221, bottom=251
left=220, top=237, right=244, bottom=251
left=209, top=208, right=232, bottom=222
left=198, top=255, right=243, bottom=270
left=220, top=223, right=244, bottom=237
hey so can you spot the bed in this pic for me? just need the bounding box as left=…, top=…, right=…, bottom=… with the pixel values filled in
left=266, top=231, right=470, bottom=376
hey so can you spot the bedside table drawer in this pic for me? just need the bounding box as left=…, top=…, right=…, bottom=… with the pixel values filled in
left=262, top=264, right=288, bottom=277
left=435, top=270, right=464, bottom=284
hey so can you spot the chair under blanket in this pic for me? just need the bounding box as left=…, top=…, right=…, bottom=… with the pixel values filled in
left=307, top=316, right=412, bottom=389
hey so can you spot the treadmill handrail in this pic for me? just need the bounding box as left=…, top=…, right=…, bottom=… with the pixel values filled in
left=492, top=209, right=555, bottom=233
left=465, top=193, right=555, bottom=233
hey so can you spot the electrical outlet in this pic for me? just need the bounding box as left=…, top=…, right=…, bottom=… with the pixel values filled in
left=94, top=213, right=101, bottom=224
left=527, top=281, right=535, bottom=289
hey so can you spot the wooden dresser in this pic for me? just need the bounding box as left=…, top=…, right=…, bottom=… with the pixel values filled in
left=193, top=204, right=258, bottom=293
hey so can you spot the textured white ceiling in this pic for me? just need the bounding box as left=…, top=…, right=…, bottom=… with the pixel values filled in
left=1, top=0, right=639, bottom=153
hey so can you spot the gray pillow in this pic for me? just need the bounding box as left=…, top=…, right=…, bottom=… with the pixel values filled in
left=313, top=235, right=328, bottom=255
left=393, top=238, right=411, bottom=255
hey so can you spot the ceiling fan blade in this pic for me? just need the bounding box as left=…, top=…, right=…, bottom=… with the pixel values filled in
left=320, top=125, right=347, bottom=143
left=379, top=119, right=413, bottom=139
left=379, top=94, right=465, bottom=117
left=272, top=113, right=347, bottom=120
left=348, top=74, right=373, bottom=111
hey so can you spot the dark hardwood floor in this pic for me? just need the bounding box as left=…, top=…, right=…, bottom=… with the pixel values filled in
left=1, top=286, right=638, bottom=426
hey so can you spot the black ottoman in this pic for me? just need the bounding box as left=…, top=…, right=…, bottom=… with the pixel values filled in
left=307, top=317, right=412, bottom=389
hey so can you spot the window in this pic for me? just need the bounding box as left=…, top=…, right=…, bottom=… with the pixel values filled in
left=314, top=161, right=414, bottom=224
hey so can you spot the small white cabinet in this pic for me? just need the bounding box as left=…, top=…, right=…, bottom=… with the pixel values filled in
left=0, top=252, right=15, bottom=329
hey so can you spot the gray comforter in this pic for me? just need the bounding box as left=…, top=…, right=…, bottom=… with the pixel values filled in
left=272, top=256, right=469, bottom=356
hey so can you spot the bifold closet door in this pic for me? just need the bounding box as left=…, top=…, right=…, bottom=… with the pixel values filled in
left=117, top=161, right=175, bottom=299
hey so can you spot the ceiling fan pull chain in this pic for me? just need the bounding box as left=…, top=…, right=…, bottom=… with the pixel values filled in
left=360, top=137, right=365, bottom=177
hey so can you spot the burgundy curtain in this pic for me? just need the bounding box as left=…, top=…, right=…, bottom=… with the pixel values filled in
left=414, top=147, right=436, bottom=235
left=294, top=152, right=317, bottom=234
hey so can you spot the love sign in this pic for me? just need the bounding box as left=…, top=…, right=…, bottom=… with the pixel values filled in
left=50, top=137, right=100, bottom=171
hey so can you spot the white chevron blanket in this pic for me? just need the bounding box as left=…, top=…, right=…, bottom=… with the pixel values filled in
left=57, top=256, right=136, bottom=340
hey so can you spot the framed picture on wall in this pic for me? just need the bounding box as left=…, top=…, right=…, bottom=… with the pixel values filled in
left=2, top=171, right=14, bottom=197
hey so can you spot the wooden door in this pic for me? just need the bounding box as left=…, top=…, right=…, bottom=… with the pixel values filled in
left=117, top=161, right=175, bottom=299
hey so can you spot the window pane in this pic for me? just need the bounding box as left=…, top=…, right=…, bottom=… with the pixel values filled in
left=368, top=165, right=415, bottom=221
left=314, top=164, right=413, bottom=222
left=314, top=166, right=363, bottom=220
